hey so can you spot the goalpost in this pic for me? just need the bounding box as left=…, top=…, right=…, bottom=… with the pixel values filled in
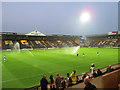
left=73, top=46, right=80, bottom=54
left=65, top=46, right=80, bottom=54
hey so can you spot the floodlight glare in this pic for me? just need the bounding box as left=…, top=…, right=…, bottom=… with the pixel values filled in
left=80, top=12, right=91, bottom=23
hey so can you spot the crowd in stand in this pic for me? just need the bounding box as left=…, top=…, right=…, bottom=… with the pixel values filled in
left=40, top=64, right=120, bottom=90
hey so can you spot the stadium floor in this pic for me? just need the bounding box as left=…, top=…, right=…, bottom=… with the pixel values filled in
left=1, top=48, right=118, bottom=88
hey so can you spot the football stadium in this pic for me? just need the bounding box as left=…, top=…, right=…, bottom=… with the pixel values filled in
left=1, top=2, right=120, bottom=90
left=1, top=30, right=120, bottom=89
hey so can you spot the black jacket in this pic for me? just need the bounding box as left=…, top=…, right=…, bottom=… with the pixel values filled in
left=84, top=82, right=96, bottom=90
left=40, top=78, right=49, bottom=90
left=97, top=70, right=102, bottom=76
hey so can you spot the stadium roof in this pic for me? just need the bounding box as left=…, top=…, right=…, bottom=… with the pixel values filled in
left=85, top=34, right=108, bottom=37
left=25, top=30, right=46, bottom=36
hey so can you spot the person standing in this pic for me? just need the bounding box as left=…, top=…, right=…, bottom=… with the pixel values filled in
left=4, top=56, right=6, bottom=62
left=97, top=52, right=99, bottom=56
left=83, top=53, right=85, bottom=56
left=77, top=52, right=79, bottom=56
left=70, top=70, right=77, bottom=84
left=66, top=73, right=72, bottom=86
left=60, top=76, right=67, bottom=90
left=40, top=76, right=49, bottom=90
left=55, top=73, right=61, bottom=90
left=90, top=64, right=95, bottom=74
left=49, top=75, right=55, bottom=90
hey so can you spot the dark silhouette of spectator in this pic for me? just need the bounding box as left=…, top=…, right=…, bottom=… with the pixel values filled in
left=115, top=66, right=120, bottom=70
left=82, top=73, right=87, bottom=81
left=60, top=76, right=67, bottom=90
left=84, top=78, right=96, bottom=90
left=106, top=65, right=112, bottom=73
left=97, top=69, right=102, bottom=76
left=55, top=73, right=61, bottom=90
left=66, top=73, right=72, bottom=86
left=92, top=70, right=97, bottom=78
left=117, top=66, right=120, bottom=69
left=49, top=75, right=55, bottom=90
left=40, top=76, right=49, bottom=90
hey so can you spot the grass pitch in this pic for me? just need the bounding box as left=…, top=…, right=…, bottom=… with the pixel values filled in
left=1, top=48, right=118, bottom=88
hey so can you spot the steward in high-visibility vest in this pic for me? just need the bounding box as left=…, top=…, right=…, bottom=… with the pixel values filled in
left=70, top=70, right=77, bottom=84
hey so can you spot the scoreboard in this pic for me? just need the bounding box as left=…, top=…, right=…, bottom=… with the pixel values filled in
left=108, top=31, right=118, bottom=35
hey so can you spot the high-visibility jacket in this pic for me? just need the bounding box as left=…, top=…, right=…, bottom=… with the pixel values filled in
left=70, top=72, right=77, bottom=84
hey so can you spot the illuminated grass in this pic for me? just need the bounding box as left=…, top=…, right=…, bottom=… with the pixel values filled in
left=2, top=48, right=118, bottom=88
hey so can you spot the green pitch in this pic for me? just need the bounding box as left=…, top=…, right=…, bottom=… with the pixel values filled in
left=1, top=48, right=118, bottom=88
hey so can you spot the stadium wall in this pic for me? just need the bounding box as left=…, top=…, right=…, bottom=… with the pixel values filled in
left=103, top=69, right=120, bottom=88
left=68, top=69, right=120, bottom=89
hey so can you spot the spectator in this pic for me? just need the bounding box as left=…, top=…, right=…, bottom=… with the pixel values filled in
left=40, top=76, right=49, bottom=90
left=60, top=76, right=67, bottom=90
left=70, top=70, right=77, bottom=84
left=49, top=75, right=55, bottom=90
left=90, top=64, right=95, bottom=74
left=92, top=70, right=97, bottom=78
left=86, top=74, right=90, bottom=79
left=84, top=78, right=96, bottom=90
left=97, top=69, right=102, bottom=76
left=66, top=73, right=72, bottom=86
left=106, top=65, right=112, bottom=73
left=82, top=73, right=87, bottom=81
left=55, top=73, right=61, bottom=90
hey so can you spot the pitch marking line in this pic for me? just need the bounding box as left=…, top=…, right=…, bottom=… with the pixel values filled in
left=27, top=50, right=34, bottom=56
